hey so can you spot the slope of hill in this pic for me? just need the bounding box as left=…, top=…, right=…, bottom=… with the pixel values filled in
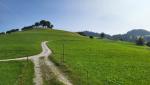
left=1, top=29, right=150, bottom=84
left=0, top=29, right=82, bottom=85
left=49, top=33, right=150, bottom=85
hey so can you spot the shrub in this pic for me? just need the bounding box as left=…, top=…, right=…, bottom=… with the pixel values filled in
left=146, top=42, right=150, bottom=47
left=89, top=36, right=94, bottom=39
left=6, top=29, right=19, bottom=34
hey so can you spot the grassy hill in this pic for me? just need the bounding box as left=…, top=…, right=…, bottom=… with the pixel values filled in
left=1, top=29, right=150, bottom=84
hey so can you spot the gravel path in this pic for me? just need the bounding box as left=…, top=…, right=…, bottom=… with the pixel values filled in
left=0, top=41, right=73, bottom=85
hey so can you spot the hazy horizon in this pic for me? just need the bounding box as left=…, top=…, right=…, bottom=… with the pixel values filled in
left=1, top=0, right=150, bottom=35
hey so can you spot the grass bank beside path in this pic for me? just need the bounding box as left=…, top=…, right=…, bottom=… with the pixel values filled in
left=48, top=37, right=150, bottom=85
left=0, top=61, right=34, bottom=85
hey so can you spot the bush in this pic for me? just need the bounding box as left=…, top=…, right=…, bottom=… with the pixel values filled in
left=21, top=26, right=33, bottom=31
left=89, top=36, right=94, bottom=39
left=136, top=37, right=145, bottom=46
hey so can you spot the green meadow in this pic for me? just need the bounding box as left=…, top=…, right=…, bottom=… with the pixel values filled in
left=0, top=29, right=150, bottom=84
left=49, top=37, right=150, bottom=85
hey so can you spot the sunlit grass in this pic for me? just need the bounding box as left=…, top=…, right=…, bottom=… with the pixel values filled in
left=0, top=28, right=150, bottom=84
left=0, top=61, right=34, bottom=85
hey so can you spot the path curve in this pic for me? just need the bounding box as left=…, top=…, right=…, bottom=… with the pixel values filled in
left=0, top=41, right=73, bottom=85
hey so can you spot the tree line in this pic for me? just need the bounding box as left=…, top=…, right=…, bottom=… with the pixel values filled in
left=0, top=20, right=54, bottom=34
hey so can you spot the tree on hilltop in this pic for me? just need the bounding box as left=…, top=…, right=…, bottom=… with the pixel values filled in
left=21, top=20, right=54, bottom=31
left=35, top=22, right=40, bottom=28
left=39, top=20, right=53, bottom=29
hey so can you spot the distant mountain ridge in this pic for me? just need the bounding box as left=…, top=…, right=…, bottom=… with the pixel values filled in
left=78, top=29, right=150, bottom=42
left=126, top=29, right=150, bottom=36
left=79, top=31, right=112, bottom=39
left=82, top=31, right=100, bottom=37
left=117, top=29, right=150, bottom=42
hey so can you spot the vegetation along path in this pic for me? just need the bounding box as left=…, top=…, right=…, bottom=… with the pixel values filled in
left=0, top=41, right=72, bottom=85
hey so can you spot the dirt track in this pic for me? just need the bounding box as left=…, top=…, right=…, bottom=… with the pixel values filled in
left=0, top=41, right=72, bottom=85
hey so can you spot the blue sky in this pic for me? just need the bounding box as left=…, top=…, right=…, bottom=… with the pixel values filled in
left=1, top=0, right=150, bottom=35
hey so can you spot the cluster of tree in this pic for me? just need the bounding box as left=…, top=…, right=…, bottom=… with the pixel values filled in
left=0, top=20, right=54, bottom=35
left=6, top=29, right=19, bottom=34
left=35, top=20, right=53, bottom=28
left=0, top=32, right=5, bottom=35
left=136, top=37, right=145, bottom=46
left=135, top=37, right=150, bottom=47
left=22, top=20, right=53, bottom=31
left=99, top=32, right=105, bottom=39
left=22, top=26, right=34, bottom=31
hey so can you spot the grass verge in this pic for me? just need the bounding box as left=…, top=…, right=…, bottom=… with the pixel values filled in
left=0, top=61, right=34, bottom=85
